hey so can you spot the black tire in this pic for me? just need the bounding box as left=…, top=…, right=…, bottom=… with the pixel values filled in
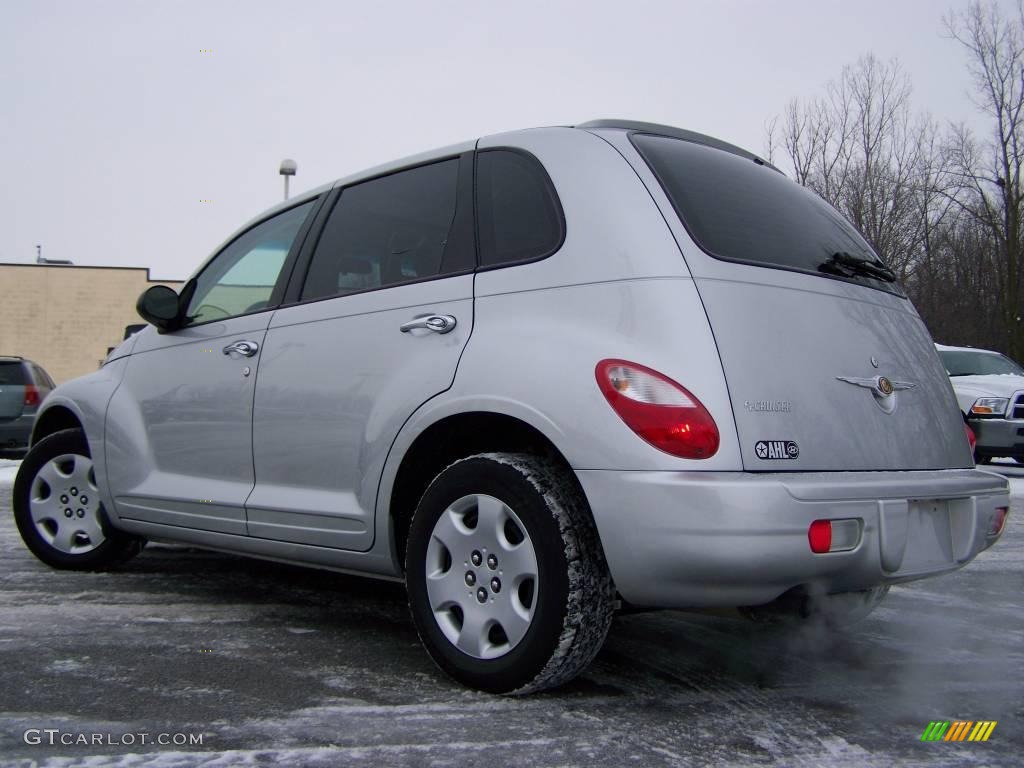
left=13, top=428, right=145, bottom=570
left=405, top=453, right=615, bottom=694
left=739, top=586, right=889, bottom=628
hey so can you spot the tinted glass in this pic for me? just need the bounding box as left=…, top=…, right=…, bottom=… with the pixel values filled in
left=0, top=362, right=26, bottom=385
left=186, top=200, right=314, bottom=324
left=939, top=350, right=1024, bottom=376
left=633, top=134, right=896, bottom=290
left=302, top=159, right=468, bottom=301
left=477, top=150, right=563, bottom=267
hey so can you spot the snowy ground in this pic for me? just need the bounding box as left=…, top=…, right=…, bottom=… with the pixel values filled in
left=0, top=460, right=1021, bottom=767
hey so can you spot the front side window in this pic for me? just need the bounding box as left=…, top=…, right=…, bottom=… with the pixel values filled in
left=632, top=133, right=901, bottom=294
left=476, top=149, right=563, bottom=267
left=185, top=200, right=315, bottom=325
left=301, top=158, right=470, bottom=301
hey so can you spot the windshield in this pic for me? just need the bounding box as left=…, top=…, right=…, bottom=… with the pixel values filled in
left=631, top=133, right=902, bottom=294
left=938, top=349, right=1024, bottom=376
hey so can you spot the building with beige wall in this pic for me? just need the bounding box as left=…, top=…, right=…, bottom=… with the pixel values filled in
left=0, top=263, right=183, bottom=384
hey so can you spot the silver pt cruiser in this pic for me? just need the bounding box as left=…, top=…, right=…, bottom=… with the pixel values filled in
left=14, top=120, right=1011, bottom=693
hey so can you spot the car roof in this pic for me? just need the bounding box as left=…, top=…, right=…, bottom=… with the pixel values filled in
left=200, top=118, right=774, bottom=284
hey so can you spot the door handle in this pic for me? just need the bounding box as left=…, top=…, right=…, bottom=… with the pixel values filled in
left=400, top=314, right=457, bottom=334
left=222, top=340, right=260, bottom=358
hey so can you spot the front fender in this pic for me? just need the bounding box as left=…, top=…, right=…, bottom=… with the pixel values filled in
left=30, top=358, right=130, bottom=519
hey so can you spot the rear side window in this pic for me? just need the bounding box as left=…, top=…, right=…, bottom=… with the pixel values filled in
left=476, top=149, right=563, bottom=267
left=302, top=158, right=472, bottom=301
left=632, top=133, right=895, bottom=288
left=0, top=362, right=26, bottom=385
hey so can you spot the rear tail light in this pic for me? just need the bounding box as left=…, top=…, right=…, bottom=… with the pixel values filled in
left=23, top=384, right=40, bottom=407
left=989, top=507, right=1009, bottom=537
left=964, top=422, right=976, bottom=452
left=808, top=519, right=861, bottom=553
left=595, top=359, right=719, bottom=459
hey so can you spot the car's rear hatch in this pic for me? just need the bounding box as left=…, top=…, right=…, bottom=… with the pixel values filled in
left=0, top=361, right=26, bottom=421
left=625, top=131, right=972, bottom=471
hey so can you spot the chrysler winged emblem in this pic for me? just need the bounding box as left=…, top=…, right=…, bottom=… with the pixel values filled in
left=836, top=375, right=916, bottom=414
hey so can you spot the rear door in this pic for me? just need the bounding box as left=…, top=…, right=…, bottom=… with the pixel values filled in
left=616, top=131, right=971, bottom=471
left=247, top=153, right=476, bottom=550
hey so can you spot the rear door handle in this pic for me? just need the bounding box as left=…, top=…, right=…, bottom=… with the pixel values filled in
left=222, top=340, right=260, bottom=357
left=400, top=314, right=457, bottom=334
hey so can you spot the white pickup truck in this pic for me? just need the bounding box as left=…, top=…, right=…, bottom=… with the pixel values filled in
left=936, top=343, right=1024, bottom=464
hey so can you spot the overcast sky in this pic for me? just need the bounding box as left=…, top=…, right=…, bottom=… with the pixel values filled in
left=0, top=0, right=1013, bottom=281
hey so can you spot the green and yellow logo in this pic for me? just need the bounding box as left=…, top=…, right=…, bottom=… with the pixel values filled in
left=921, top=721, right=997, bottom=742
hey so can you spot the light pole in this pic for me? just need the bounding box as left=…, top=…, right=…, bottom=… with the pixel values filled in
left=279, top=159, right=297, bottom=201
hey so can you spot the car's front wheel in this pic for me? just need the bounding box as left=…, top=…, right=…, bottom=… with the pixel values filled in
left=405, top=453, right=615, bottom=694
left=13, top=428, right=145, bottom=570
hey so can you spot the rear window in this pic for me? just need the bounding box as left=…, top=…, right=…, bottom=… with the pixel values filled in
left=632, top=133, right=899, bottom=292
left=0, top=362, right=26, bottom=385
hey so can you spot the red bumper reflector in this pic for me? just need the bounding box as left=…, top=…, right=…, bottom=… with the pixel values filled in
left=808, top=519, right=832, bottom=553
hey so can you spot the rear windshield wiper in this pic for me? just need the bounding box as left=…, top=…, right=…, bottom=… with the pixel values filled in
left=818, top=251, right=896, bottom=283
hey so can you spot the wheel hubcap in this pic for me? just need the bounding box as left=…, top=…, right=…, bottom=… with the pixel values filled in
left=425, top=494, right=538, bottom=660
left=29, top=453, right=105, bottom=555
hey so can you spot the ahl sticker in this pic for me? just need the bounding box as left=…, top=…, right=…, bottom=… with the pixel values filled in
left=754, top=440, right=800, bottom=460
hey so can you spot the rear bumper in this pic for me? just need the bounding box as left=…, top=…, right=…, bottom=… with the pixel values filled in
left=0, top=414, right=34, bottom=451
left=576, top=468, right=1010, bottom=609
left=969, top=417, right=1024, bottom=456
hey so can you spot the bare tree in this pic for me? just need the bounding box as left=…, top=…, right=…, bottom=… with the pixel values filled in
left=945, top=0, right=1024, bottom=359
left=771, top=55, right=928, bottom=278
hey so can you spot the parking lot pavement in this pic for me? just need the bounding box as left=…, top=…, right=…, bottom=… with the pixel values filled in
left=0, top=473, right=1020, bottom=767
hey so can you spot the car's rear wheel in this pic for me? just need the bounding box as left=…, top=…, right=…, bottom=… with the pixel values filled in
left=740, top=586, right=889, bottom=627
left=13, top=428, right=145, bottom=569
left=405, top=453, right=615, bottom=694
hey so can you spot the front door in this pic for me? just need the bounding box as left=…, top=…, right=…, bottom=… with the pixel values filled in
left=105, top=200, right=317, bottom=533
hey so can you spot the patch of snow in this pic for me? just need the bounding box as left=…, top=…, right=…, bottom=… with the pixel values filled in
left=0, top=461, right=20, bottom=486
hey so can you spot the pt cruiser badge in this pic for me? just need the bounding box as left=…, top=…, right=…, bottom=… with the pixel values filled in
left=836, top=374, right=916, bottom=414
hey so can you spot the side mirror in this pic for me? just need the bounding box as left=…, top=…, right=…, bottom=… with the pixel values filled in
left=136, top=285, right=183, bottom=332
